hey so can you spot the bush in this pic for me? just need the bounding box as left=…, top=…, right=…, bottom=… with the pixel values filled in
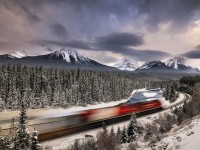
left=127, top=142, right=139, bottom=150
left=144, top=123, right=161, bottom=143
left=155, top=114, right=177, bottom=133
left=96, top=131, right=120, bottom=150
left=68, top=139, right=82, bottom=150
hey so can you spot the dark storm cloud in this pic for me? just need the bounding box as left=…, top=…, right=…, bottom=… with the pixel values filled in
left=0, top=0, right=199, bottom=62
left=1, top=0, right=200, bottom=33
left=32, top=31, right=169, bottom=61
left=49, top=23, right=68, bottom=39
left=43, top=0, right=200, bottom=30
left=1, top=0, right=42, bottom=24
left=98, top=46, right=170, bottom=61
left=182, top=50, right=200, bottom=59
left=32, top=39, right=92, bottom=50
left=91, top=32, right=170, bottom=61
left=94, top=33, right=144, bottom=47
left=139, top=0, right=199, bottom=25
left=17, top=0, right=42, bottom=24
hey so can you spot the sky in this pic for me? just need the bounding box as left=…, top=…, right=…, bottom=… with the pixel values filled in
left=0, top=0, right=200, bottom=68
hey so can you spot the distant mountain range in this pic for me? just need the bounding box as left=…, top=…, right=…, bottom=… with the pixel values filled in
left=114, top=57, right=199, bottom=73
left=0, top=49, right=115, bottom=70
left=0, top=49, right=199, bottom=74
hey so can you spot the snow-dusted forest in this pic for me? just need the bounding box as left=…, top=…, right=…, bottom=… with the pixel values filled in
left=0, top=64, right=144, bottom=110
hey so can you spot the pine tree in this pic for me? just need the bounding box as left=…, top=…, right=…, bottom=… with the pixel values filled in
left=165, top=85, right=170, bottom=100
left=102, top=121, right=107, bottom=135
left=0, top=136, right=11, bottom=150
left=110, top=126, right=115, bottom=138
left=127, top=114, right=138, bottom=142
left=13, top=102, right=31, bottom=150
left=120, top=126, right=128, bottom=144
left=31, top=128, right=41, bottom=150
left=169, top=84, right=176, bottom=103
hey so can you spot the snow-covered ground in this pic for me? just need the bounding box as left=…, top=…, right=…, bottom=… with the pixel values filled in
left=41, top=92, right=186, bottom=150
left=143, top=116, right=200, bottom=150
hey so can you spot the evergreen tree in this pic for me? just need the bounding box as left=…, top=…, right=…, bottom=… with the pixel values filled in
left=0, top=64, right=138, bottom=109
left=102, top=121, right=107, bottom=135
left=127, top=114, right=138, bottom=142
left=116, top=126, right=121, bottom=142
left=165, top=85, right=170, bottom=100
left=169, top=84, right=176, bottom=102
left=120, top=126, right=128, bottom=144
left=0, top=136, right=12, bottom=150
left=31, top=128, right=41, bottom=150
left=110, top=126, right=115, bottom=138
left=13, top=102, right=31, bottom=150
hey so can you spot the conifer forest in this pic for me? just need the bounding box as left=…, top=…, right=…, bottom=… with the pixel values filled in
left=0, top=64, right=140, bottom=110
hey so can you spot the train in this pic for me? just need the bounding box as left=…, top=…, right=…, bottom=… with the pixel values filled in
left=0, top=88, right=168, bottom=141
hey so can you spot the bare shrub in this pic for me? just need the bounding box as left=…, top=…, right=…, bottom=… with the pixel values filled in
left=144, top=123, right=161, bottom=143
left=96, top=131, right=120, bottom=150
left=127, top=142, right=139, bottom=150
left=137, top=122, right=145, bottom=135
left=68, top=139, right=82, bottom=150
left=155, top=113, right=177, bottom=133
left=67, top=138, right=96, bottom=150
left=81, top=138, right=96, bottom=150
left=42, top=145, right=53, bottom=150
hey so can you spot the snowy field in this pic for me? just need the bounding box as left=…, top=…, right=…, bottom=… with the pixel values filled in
left=144, top=116, right=200, bottom=150
left=41, top=92, right=186, bottom=150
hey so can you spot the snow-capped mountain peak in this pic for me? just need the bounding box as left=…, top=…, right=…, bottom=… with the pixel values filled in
left=8, top=51, right=27, bottom=58
left=137, top=61, right=169, bottom=71
left=165, top=57, right=185, bottom=69
left=114, top=58, right=139, bottom=71
left=52, top=49, right=89, bottom=63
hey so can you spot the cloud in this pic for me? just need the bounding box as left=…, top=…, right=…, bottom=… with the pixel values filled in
left=44, top=0, right=200, bottom=30
left=0, top=0, right=199, bottom=63
left=94, top=32, right=144, bottom=47
left=1, top=0, right=42, bottom=25
left=49, top=23, right=68, bottom=39
left=17, top=0, right=42, bottom=24
left=32, top=39, right=92, bottom=50
left=195, top=45, right=200, bottom=49
left=32, top=31, right=170, bottom=61
left=182, top=49, right=200, bottom=59
left=133, top=0, right=200, bottom=30
left=91, top=32, right=170, bottom=61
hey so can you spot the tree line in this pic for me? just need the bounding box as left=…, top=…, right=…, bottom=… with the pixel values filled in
left=0, top=64, right=143, bottom=110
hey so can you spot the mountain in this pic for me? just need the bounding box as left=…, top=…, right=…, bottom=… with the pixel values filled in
left=0, top=49, right=116, bottom=70
left=165, top=57, right=199, bottom=73
left=135, top=61, right=174, bottom=72
left=8, top=51, right=27, bottom=58
left=114, top=58, right=139, bottom=71
left=135, top=59, right=199, bottom=73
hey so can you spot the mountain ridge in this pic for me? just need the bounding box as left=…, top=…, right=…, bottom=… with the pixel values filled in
left=0, top=49, right=116, bottom=70
left=114, top=58, right=139, bottom=71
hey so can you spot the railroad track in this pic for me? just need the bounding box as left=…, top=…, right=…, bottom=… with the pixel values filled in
left=39, top=93, right=189, bottom=141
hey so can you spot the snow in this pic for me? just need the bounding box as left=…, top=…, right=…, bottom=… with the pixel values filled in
left=114, top=58, right=139, bottom=71
left=53, top=49, right=89, bottom=63
left=136, top=61, right=164, bottom=70
left=41, top=91, right=186, bottom=150
left=8, top=51, right=27, bottom=58
left=165, top=57, right=185, bottom=70
left=144, top=117, right=200, bottom=150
